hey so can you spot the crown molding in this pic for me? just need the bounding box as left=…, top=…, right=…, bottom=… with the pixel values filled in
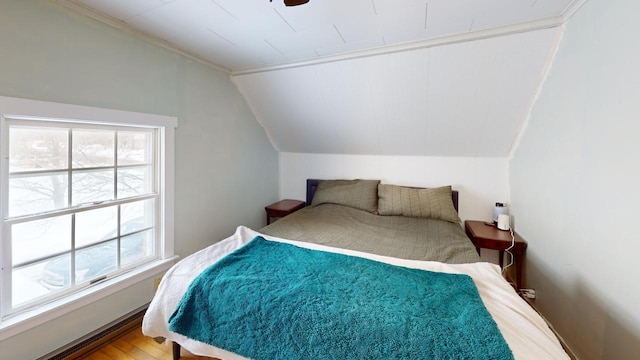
left=562, top=0, right=589, bottom=22
left=51, top=0, right=231, bottom=74
left=231, top=15, right=564, bottom=76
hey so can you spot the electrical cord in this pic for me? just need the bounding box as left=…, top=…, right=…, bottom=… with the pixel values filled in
left=501, top=226, right=515, bottom=276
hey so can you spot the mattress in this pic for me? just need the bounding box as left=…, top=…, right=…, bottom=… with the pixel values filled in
left=261, top=203, right=480, bottom=264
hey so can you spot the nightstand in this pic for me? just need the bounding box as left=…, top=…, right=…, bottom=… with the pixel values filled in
left=265, top=199, right=306, bottom=225
left=464, top=220, right=528, bottom=289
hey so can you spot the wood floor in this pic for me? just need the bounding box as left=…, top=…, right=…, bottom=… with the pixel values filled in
left=79, top=324, right=212, bottom=360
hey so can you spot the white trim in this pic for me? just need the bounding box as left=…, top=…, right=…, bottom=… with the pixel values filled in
left=506, top=26, right=565, bottom=206
left=0, top=96, right=177, bottom=129
left=0, top=116, right=10, bottom=321
left=231, top=16, right=564, bottom=76
left=0, top=257, right=177, bottom=341
left=160, top=126, right=176, bottom=258
left=508, top=26, right=565, bottom=161
left=230, top=76, right=280, bottom=152
left=561, top=0, right=589, bottom=22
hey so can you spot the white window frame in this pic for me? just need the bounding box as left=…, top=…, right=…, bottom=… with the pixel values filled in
left=0, top=96, right=177, bottom=340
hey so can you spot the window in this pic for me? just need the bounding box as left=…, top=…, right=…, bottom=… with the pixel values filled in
left=0, top=96, right=176, bottom=329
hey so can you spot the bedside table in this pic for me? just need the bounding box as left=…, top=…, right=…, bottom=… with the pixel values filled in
left=464, top=220, right=528, bottom=289
left=265, top=199, right=306, bottom=225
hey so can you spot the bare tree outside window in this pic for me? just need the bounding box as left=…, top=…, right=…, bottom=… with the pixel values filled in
left=9, top=128, right=153, bottom=215
left=9, top=127, right=69, bottom=214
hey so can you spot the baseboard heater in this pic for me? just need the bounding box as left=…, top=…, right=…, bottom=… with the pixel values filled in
left=38, top=304, right=149, bottom=360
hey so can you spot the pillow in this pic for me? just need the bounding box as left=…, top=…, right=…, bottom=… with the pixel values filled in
left=311, top=179, right=380, bottom=213
left=377, top=184, right=460, bottom=223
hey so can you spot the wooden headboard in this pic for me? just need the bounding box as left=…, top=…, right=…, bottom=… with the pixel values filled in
left=306, top=179, right=459, bottom=212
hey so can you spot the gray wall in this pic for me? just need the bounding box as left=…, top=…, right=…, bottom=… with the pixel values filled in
left=510, top=0, right=640, bottom=358
left=0, top=0, right=278, bottom=358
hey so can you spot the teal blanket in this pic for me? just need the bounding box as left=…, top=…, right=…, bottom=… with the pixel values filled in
left=169, top=237, right=513, bottom=360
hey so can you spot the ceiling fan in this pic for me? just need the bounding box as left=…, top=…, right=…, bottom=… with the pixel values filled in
left=271, top=0, right=310, bottom=6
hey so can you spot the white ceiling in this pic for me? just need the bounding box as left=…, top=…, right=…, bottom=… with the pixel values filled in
left=60, top=0, right=585, bottom=157
left=65, top=0, right=580, bottom=73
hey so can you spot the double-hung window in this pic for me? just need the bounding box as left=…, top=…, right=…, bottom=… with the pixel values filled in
left=0, top=96, right=176, bottom=330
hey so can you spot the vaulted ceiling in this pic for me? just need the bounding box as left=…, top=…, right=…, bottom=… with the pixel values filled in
left=60, top=0, right=587, bottom=157
left=233, top=27, right=561, bottom=157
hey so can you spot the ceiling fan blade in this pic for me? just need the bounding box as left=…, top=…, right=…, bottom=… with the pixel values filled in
left=284, top=0, right=310, bottom=6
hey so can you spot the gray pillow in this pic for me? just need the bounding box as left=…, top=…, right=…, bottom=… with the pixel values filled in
left=311, top=179, right=380, bottom=213
left=377, top=184, right=460, bottom=223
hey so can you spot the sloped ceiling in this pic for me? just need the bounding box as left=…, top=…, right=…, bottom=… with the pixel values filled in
left=60, top=0, right=583, bottom=157
left=233, top=28, right=561, bottom=156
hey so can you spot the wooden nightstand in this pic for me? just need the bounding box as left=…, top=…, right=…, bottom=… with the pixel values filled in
left=464, top=220, right=528, bottom=289
left=265, top=199, right=306, bottom=225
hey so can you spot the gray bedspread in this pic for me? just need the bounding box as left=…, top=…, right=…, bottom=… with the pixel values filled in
left=261, top=203, right=480, bottom=264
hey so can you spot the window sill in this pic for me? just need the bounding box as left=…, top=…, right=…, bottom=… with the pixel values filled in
left=0, top=257, right=178, bottom=341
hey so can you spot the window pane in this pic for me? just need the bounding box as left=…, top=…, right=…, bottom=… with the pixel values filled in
left=121, top=230, right=154, bottom=267
left=117, top=166, right=152, bottom=199
left=9, top=173, right=68, bottom=217
left=14, top=257, right=66, bottom=306
left=118, top=131, right=152, bottom=165
left=9, top=127, right=68, bottom=173
left=76, top=241, right=117, bottom=284
left=12, top=215, right=71, bottom=266
left=39, top=253, right=72, bottom=293
left=72, top=169, right=114, bottom=205
left=76, top=206, right=118, bottom=247
left=121, top=199, right=154, bottom=234
left=72, top=130, right=114, bottom=168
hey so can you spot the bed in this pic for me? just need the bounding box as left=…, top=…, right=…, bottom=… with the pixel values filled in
left=142, top=179, right=569, bottom=360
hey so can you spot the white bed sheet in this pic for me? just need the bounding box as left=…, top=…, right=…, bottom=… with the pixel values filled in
left=142, top=226, right=569, bottom=360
